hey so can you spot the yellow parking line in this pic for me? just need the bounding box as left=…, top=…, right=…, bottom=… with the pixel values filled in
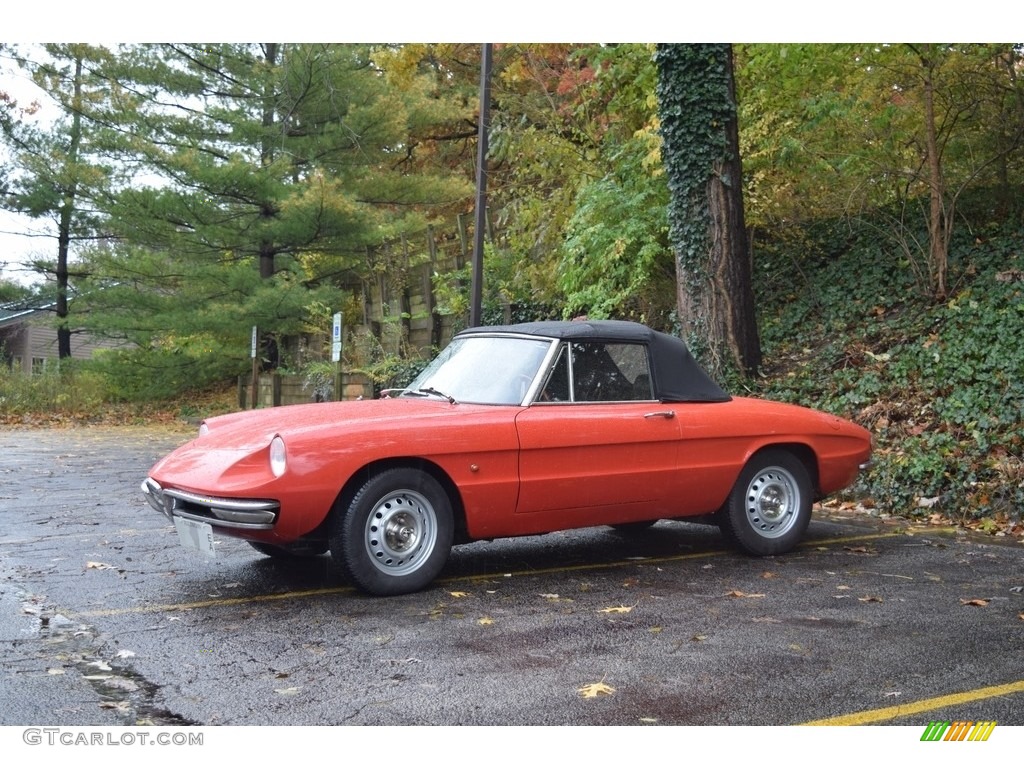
left=802, top=679, right=1024, bottom=725
left=74, top=530, right=909, bottom=617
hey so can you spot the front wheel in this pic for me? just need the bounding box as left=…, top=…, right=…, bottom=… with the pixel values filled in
left=330, top=468, right=453, bottom=596
left=719, top=450, right=812, bottom=556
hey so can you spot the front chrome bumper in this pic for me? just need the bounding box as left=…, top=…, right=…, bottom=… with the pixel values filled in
left=142, top=478, right=279, bottom=530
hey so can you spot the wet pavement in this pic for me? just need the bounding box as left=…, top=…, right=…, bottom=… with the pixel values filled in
left=1, top=426, right=1023, bottom=727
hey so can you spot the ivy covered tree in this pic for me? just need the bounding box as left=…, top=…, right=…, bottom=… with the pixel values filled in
left=655, top=43, right=760, bottom=378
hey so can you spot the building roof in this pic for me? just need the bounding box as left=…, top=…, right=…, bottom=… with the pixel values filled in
left=0, top=302, right=53, bottom=330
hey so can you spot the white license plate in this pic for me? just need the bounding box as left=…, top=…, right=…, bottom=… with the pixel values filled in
left=173, top=516, right=217, bottom=558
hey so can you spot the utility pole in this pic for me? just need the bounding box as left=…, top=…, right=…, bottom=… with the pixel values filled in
left=469, top=43, right=493, bottom=328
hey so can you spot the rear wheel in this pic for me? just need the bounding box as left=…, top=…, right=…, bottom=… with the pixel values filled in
left=330, top=468, right=453, bottom=596
left=719, top=450, right=812, bottom=556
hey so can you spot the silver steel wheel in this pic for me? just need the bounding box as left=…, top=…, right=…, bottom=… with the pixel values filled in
left=743, top=465, right=802, bottom=539
left=721, top=450, right=812, bottom=557
left=363, top=489, right=438, bottom=576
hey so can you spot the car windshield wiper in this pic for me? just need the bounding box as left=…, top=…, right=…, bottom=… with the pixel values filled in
left=417, top=387, right=457, bottom=404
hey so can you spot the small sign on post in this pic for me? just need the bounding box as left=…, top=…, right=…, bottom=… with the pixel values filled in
left=250, top=325, right=259, bottom=409
left=331, top=313, right=342, bottom=363
left=332, top=312, right=343, bottom=401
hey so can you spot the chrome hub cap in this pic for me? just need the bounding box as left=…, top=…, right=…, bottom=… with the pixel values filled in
left=364, top=490, right=437, bottom=576
left=745, top=467, right=800, bottom=538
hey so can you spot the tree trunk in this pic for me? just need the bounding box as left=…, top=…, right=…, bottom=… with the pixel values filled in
left=920, top=51, right=948, bottom=300
left=259, top=43, right=279, bottom=281
left=664, top=45, right=760, bottom=377
left=56, top=55, right=85, bottom=360
left=709, top=47, right=760, bottom=375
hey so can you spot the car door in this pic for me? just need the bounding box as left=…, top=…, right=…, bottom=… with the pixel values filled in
left=513, top=341, right=683, bottom=532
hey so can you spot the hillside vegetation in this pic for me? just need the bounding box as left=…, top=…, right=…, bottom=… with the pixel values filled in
left=751, top=215, right=1023, bottom=536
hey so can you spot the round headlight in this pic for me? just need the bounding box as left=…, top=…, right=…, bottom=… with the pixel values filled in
left=269, top=436, right=287, bottom=478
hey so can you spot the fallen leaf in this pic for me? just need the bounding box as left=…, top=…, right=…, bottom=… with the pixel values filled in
left=46, top=668, right=66, bottom=675
left=448, top=591, right=470, bottom=598
left=960, top=598, right=990, bottom=607
left=858, top=595, right=883, bottom=603
left=539, top=593, right=560, bottom=600
left=477, top=617, right=494, bottom=626
left=843, top=546, right=876, bottom=555
left=578, top=682, right=616, bottom=698
left=87, top=661, right=112, bottom=671
left=751, top=617, right=782, bottom=623
left=598, top=605, right=634, bottom=614
left=761, top=571, right=777, bottom=579
left=85, top=561, right=115, bottom=570
left=691, top=634, right=708, bottom=642
left=726, top=590, right=766, bottom=599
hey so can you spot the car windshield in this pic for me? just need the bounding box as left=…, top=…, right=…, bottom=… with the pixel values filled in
left=402, top=335, right=553, bottom=405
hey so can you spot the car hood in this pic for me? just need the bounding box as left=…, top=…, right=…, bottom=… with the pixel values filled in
left=209, top=397, right=490, bottom=442
left=148, top=398, right=506, bottom=494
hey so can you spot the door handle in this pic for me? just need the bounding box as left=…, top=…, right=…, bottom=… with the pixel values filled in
left=644, top=410, right=676, bottom=419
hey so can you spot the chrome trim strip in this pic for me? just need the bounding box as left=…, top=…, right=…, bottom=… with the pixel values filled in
left=170, top=509, right=276, bottom=531
left=162, top=487, right=278, bottom=513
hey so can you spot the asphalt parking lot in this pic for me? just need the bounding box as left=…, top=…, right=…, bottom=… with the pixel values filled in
left=1, top=426, right=1022, bottom=728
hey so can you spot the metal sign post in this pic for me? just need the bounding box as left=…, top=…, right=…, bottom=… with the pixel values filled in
left=332, top=312, right=343, bottom=401
left=250, top=325, right=259, bottom=409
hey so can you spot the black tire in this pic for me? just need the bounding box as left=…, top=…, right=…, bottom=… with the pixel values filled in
left=719, top=450, right=812, bottom=556
left=248, top=541, right=327, bottom=558
left=330, top=468, right=454, bottom=596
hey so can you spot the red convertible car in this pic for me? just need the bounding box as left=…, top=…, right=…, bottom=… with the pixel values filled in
left=143, top=320, right=872, bottom=595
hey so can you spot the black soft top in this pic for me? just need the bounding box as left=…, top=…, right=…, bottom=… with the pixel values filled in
left=457, top=320, right=731, bottom=403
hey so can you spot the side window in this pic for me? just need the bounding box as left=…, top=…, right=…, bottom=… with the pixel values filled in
left=539, top=344, right=571, bottom=401
left=571, top=342, right=653, bottom=402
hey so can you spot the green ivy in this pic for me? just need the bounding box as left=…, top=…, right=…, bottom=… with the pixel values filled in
left=753, top=217, right=1024, bottom=523
left=654, top=44, right=737, bottom=365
